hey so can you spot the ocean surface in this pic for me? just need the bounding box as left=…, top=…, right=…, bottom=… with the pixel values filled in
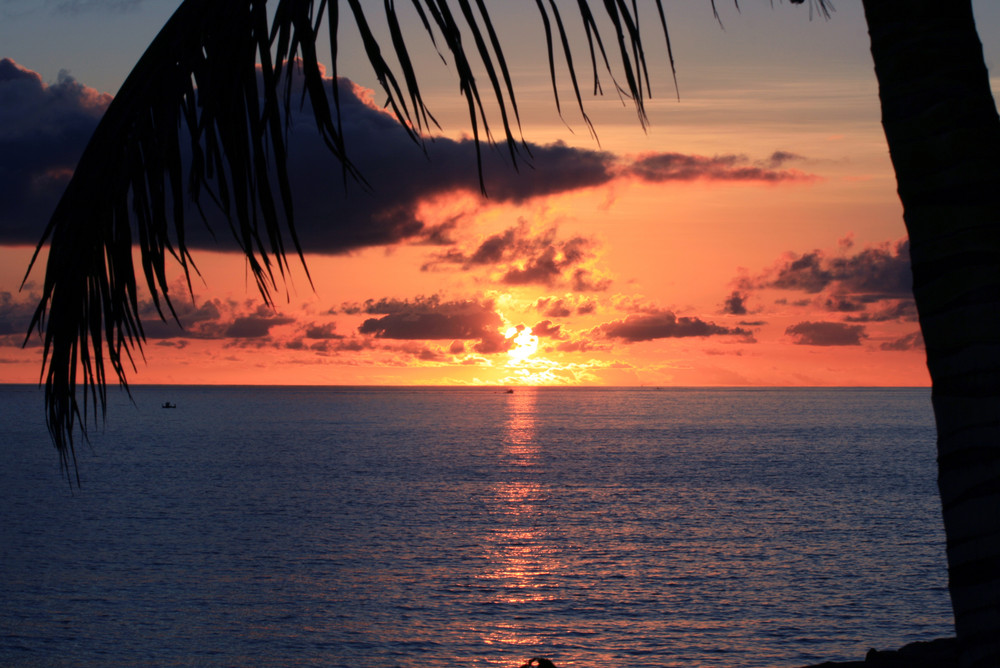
left=0, top=386, right=952, bottom=667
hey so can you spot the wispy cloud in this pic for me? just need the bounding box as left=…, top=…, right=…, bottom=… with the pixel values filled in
left=624, top=151, right=814, bottom=183
left=423, top=219, right=611, bottom=291
left=880, top=331, right=923, bottom=351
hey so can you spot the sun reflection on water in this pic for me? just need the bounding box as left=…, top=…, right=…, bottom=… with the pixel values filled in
left=502, top=387, right=538, bottom=462
left=478, top=388, right=562, bottom=656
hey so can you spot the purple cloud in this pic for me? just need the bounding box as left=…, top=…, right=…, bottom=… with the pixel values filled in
left=596, top=310, right=750, bottom=342
left=881, top=331, right=924, bottom=351
left=625, top=152, right=813, bottom=183
left=786, top=321, right=866, bottom=346
left=357, top=296, right=504, bottom=348
left=0, top=58, right=110, bottom=242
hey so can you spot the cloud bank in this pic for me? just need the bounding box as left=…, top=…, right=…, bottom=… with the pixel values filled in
left=1, top=59, right=816, bottom=256
left=0, top=58, right=110, bottom=243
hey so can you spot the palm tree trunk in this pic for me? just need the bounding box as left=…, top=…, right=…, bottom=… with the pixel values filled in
left=862, top=2, right=1000, bottom=665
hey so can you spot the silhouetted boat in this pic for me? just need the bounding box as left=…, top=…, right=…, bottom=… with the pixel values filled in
left=161, top=402, right=176, bottom=409
left=505, top=389, right=515, bottom=394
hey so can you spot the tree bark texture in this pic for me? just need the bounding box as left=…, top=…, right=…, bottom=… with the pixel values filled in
left=863, top=2, right=1000, bottom=666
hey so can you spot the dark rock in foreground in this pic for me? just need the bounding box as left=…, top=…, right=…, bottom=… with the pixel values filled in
left=516, top=639, right=958, bottom=668
left=802, top=637, right=958, bottom=667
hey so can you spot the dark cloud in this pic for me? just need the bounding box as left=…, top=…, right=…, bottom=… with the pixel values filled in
left=737, top=239, right=915, bottom=324
left=768, top=241, right=911, bottom=298
left=224, top=307, right=296, bottom=338
left=472, top=330, right=513, bottom=354
left=773, top=297, right=813, bottom=307
left=155, top=339, right=188, bottom=349
left=360, top=311, right=489, bottom=339
left=596, top=310, right=751, bottom=342
left=625, top=152, right=813, bottom=183
left=770, top=251, right=831, bottom=293
left=0, top=58, right=110, bottom=242
left=136, top=298, right=223, bottom=339
left=534, top=295, right=596, bottom=318
left=136, top=298, right=298, bottom=341
left=319, top=337, right=376, bottom=353
left=823, top=294, right=867, bottom=313
left=357, top=297, right=504, bottom=348
left=424, top=220, right=610, bottom=290
left=502, top=246, right=567, bottom=286
left=765, top=151, right=804, bottom=168
left=532, top=320, right=563, bottom=339
left=338, top=302, right=362, bottom=315
left=845, top=299, right=918, bottom=323
left=351, top=294, right=455, bottom=316
left=785, top=321, right=866, bottom=346
left=535, top=297, right=572, bottom=318
left=416, top=346, right=444, bottom=362
left=570, top=267, right=612, bottom=292
left=303, top=322, right=344, bottom=339
left=0, top=291, right=39, bottom=346
left=880, top=331, right=924, bottom=351
left=285, top=335, right=377, bottom=355
left=0, top=61, right=614, bottom=251
left=831, top=242, right=913, bottom=296
left=2, top=60, right=814, bottom=255
left=0, top=291, right=34, bottom=336
left=722, top=290, right=748, bottom=315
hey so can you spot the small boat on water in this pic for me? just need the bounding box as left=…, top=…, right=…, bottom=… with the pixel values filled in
left=505, top=389, right=515, bottom=394
left=161, top=402, right=176, bottom=409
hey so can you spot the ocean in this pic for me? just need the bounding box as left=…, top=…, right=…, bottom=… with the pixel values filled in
left=0, top=385, right=952, bottom=667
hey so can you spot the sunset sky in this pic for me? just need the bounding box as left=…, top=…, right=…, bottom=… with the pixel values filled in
left=2, top=0, right=999, bottom=387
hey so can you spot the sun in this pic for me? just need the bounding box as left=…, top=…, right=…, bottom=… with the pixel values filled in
left=505, top=325, right=539, bottom=364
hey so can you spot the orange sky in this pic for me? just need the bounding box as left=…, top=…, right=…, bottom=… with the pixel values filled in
left=5, top=1, right=998, bottom=387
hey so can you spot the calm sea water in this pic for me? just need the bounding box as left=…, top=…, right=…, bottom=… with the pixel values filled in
left=0, top=386, right=952, bottom=667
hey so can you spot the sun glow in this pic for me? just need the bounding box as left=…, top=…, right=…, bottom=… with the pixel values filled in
left=505, top=326, right=539, bottom=364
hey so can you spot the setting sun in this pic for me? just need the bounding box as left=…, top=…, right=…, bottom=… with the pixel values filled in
left=505, top=325, right=539, bottom=364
